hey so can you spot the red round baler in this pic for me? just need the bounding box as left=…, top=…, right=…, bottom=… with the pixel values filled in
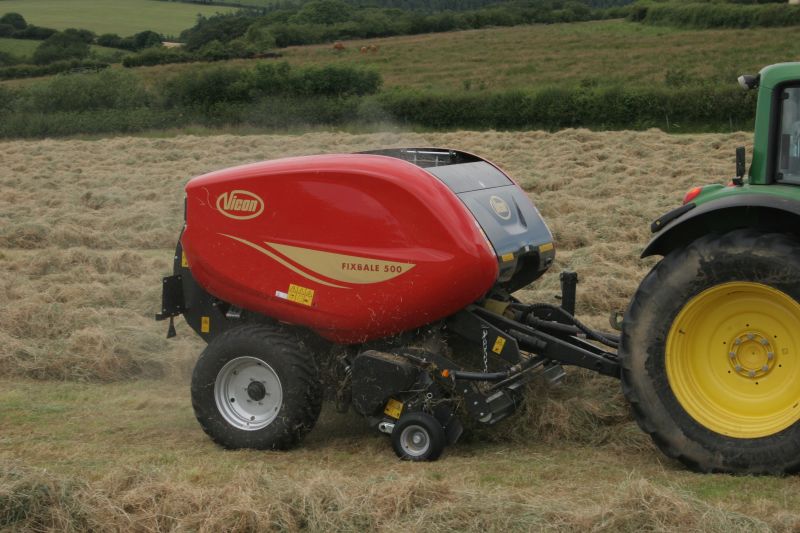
left=157, top=148, right=619, bottom=460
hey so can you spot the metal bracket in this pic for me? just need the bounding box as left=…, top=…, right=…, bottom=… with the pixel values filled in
left=155, top=274, right=185, bottom=320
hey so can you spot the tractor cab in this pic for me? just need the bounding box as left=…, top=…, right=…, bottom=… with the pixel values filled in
left=644, top=62, right=800, bottom=258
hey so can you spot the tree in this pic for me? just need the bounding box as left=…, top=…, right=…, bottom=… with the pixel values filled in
left=63, top=28, right=96, bottom=43
left=290, top=0, right=354, bottom=24
left=244, top=23, right=276, bottom=51
left=0, top=12, right=26, bottom=30
left=33, top=31, right=90, bottom=65
left=180, top=14, right=252, bottom=50
left=132, top=30, right=163, bottom=50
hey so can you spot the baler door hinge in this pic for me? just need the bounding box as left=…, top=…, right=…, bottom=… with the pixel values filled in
left=155, top=274, right=186, bottom=338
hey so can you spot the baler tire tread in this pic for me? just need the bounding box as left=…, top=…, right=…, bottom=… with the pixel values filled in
left=620, top=229, right=800, bottom=474
left=391, top=412, right=446, bottom=461
left=191, top=323, right=322, bottom=450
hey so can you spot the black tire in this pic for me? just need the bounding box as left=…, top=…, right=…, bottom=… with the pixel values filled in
left=391, top=412, right=446, bottom=461
left=621, top=229, right=800, bottom=474
left=191, top=323, right=322, bottom=450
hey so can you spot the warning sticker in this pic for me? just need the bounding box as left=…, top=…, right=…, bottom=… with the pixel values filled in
left=287, top=284, right=314, bottom=306
left=181, top=251, right=189, bottom=267
left=384, top=398, right=403, bottom=419
left=201, top=316, right=210, bottom=333
left=501, top=253, right=514, bottom=262
left=492, top=336, right=506, bottom=354
left=539, top=242, right=554, bottom=253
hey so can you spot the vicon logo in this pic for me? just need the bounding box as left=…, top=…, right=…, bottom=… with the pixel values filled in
left=216, top=190, right=264, bottom=220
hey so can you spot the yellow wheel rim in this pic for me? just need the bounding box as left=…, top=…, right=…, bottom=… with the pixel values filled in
left=666, top=282, right=800, bottom=439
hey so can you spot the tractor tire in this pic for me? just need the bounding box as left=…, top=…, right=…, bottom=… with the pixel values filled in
left=191, top=323, right=322, bottom=450
left=391, top=412, right=446, bottom=461
left=621, top=229, right=800, bottom=474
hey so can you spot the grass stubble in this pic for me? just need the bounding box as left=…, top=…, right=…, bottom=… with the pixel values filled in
left=3, top=129, right=800, bottom=531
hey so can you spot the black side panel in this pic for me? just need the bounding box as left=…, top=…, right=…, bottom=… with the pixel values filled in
left=351, top=351, right=421, bottom=416
left=173, top=236, right=234, bottom=343
left=447, top=309, right=521, bottom=365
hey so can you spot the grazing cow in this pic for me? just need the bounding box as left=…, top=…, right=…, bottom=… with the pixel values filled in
left=368, top=44, right=379, bottom=53
left=360, top=46, right=367, bottom=53
left=333, top=41, right=345, bottom=51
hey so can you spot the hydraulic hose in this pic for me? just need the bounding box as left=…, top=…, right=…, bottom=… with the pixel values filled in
left=515, top=303, right=620, bottom=349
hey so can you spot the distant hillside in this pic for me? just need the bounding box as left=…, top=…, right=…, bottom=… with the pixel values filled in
left=164, top=0, right=636, bottom=12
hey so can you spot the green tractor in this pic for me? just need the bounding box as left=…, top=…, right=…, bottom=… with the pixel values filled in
left=621, top=62, right=800, bottom=474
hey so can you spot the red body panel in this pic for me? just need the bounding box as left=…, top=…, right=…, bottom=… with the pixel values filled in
left=182, top=154, right=499, bottom=343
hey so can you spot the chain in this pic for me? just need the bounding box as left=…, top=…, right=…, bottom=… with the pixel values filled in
left=481, top=326, right=489, bottom=373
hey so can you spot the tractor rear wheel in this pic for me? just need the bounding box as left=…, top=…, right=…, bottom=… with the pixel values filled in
left=191, top=323, right=322, bottom=450
left=621, top=229, right=800, bottom=474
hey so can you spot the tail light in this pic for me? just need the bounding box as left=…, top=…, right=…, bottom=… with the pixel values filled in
left=683, top=186, right=702, bottom=205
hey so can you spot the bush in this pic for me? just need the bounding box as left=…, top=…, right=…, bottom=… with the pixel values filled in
left=175, top=2, right=620, bottom=54
left=162, top=66, right=251, bottom=108
left=375, top=84, right=757, bottom=131
left=131, top=30, right=163, bottom=50
left=0, top=84, right=17, bottom=111
left=0, top=23, right=15, bottom=37
left=12, top=25, right=57, bottom=40
left=290, top=0, right=354, bottom=25
left=0, top=107, right=191, bottom=138
left=290, top=65, right=382, bottom=97
left=20, top=69, right=149, bottom=113
left=0, top=51, right=18, bottom=66
left=63, top=28, right=95, bottom=43
left=636, top=2, right=800, bottom=29
left=180, top=14, right=253, bottom=51
left=97, top=33, right=124, bottom=48
left=97, top=30, right=163, bottom=51
left=0, top=12, right=26, bottom=30
left=122, top=47, right=192, bottom=67
left=33, top=31, right=90, bottom=65
left=0, top=60, right=108, bottom=80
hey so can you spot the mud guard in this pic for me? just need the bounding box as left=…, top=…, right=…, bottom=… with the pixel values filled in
left=643, top=194, right=800, bottom=258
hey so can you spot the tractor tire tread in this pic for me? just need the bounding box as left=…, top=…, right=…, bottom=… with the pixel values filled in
left=620, top=229, right=800, bottom=474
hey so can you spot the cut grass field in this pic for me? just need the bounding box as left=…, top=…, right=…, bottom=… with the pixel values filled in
left=5, top=128, right=800, bottom=530
left=277, top=19, right=800, bottom=91
left=3, top=379, right=799, bottom=531
left=0, top=0, right=234, bottom=36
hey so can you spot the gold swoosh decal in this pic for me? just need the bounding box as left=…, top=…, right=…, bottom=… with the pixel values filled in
left=267, top=242, right=415, bottom=284
left=218, top=234, right=348, bottom=289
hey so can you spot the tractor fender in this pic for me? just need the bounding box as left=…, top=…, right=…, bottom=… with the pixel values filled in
left=642, top=193, right=800, bottom=257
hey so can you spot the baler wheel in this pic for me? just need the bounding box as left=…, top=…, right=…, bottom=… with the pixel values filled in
left=191, top=323, right=322, bottom=450
left=391, top=412, right=446, bottom=461
left=621, top=229, right=800, bottom=474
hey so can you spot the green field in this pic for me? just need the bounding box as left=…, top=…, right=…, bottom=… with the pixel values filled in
left=0, top=0, right=234, bottom=36
left=0, top=36, right=37, bottom=57
left=275, top=19, right=800, bottom=91
left=0, top=37, right=127, bottom=61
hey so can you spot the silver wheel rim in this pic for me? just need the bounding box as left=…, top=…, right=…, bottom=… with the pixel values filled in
left=399, top=424, right=430, bottom=457
left=214, top=356, right=283, bottom=431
